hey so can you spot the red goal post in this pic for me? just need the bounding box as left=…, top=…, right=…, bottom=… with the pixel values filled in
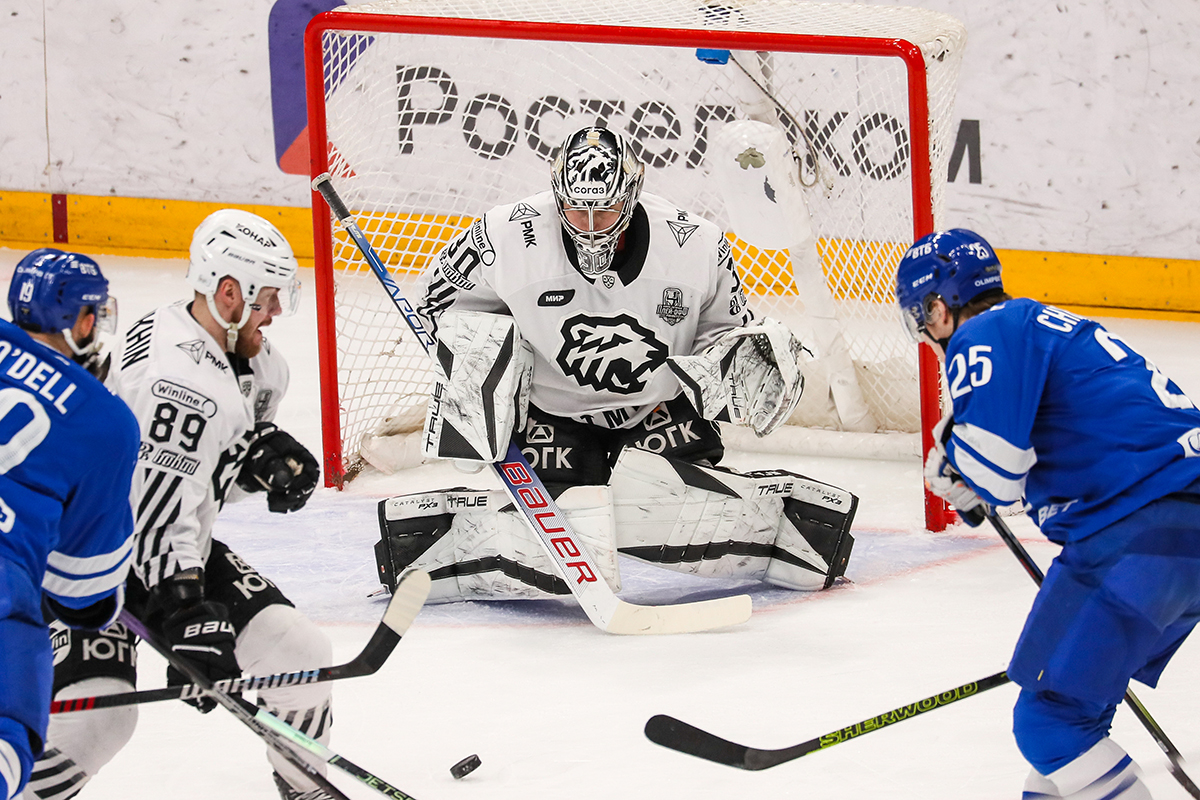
left=304, top=1, right=965, bottom=530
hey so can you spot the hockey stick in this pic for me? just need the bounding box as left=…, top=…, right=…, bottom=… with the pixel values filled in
left=645, top=670, right=1013, bottom=769
left=120, top=609, right=420, bottom=800
left=312, top=172, right=752, bottom=635
left=982, top=511, right=1200, bottom=799
left=119, top=609, right=352, bottom=800
left=51, top=569, right=431, bottom=714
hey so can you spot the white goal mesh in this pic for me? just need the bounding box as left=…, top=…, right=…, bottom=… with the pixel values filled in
left=307, top=0, right=966, bottom=487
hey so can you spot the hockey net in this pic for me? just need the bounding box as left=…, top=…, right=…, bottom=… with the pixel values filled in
left=306, top=0, right=965, bottom=526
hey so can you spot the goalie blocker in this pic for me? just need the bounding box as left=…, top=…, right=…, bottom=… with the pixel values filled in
left=422, top=310, right=534, bottom=463
left=374, top=448, right=855, bottom=600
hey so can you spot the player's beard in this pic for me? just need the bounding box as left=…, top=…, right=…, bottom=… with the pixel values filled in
left=234, top=319, right=267, bottom=359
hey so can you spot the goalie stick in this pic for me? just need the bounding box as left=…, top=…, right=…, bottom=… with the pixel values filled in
left=312, top=172, right=752, bottom=636
left=120, top=609, right=420, bottom=800
left=645, top=670, right=1013, bottom=769
left=979, top=510, right=1200, bottom=799
left=51, top=568, right=431, bottom=714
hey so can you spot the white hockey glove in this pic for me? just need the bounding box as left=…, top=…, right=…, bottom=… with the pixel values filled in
left=924, top=414, right=987, bottom=527
left=667, top=317, right=808, bottom=437
left=423, top=310, right=534, bottom=463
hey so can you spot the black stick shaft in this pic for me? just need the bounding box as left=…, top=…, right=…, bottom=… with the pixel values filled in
left=54, top=569, right=430, bottom=714
left=646, top=671, right=1013, bottom=770
left=120, top=611, right=352, bottom=800
left=53, top=618, right=395, bottom=713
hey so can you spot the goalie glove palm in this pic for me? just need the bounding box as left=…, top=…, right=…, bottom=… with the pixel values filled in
left=237, top=422, right=321, bottom=513
left=668, top=317, right=807, bottom=437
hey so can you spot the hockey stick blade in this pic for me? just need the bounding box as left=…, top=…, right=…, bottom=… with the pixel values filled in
left=600, top=591, right=751, bottom=635
left=52, top=569, right=431, bottom=714
left=312, top=173, right=751, bottom=636
left=645, top=671, right=1013, bottom=770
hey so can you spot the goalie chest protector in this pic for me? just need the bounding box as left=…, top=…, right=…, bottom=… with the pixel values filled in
left=417, top=190, right=752, bottom=430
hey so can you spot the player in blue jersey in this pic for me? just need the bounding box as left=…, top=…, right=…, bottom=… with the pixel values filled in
left=0, top=249, right=138, bottom=800
left=895, top=229, right=1200, bottom=800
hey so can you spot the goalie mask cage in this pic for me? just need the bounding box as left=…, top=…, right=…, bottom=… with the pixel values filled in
left=305, top=0, right=966, bottom=530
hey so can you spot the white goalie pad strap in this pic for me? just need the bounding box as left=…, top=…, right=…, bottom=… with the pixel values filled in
left=609, top=448, right=855, bottom=590
left=377, top=485, right=619, bottom=603
left=668, top=317, right=808, bottom=437
left=423, top=310, right=534, bottom=462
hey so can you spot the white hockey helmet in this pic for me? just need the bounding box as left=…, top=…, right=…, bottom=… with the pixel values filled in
left=551, top=126, right=644, bottom=276
left=187, top=209, right=300, bottom=350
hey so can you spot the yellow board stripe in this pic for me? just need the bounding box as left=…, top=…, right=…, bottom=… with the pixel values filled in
left=2, top=190, right=1198, bottom=319
left=0, top=190, right=317, bottom=263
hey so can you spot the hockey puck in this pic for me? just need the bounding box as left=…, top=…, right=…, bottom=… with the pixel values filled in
left=450, top=753, right=481, bottom=780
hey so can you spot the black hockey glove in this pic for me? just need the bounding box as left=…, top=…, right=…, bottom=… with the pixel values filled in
left=236, top=422, right=321, bottom=513
left=154, top=569, right=241, bottom=713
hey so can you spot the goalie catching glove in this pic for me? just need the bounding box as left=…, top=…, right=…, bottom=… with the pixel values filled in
left=668, top=317, right=808, bottom=437
left=236, top=422, right=320, bottom=513
left=423, top=310, right=534, bottom=463
left=924, top=413, right=987, bottom=526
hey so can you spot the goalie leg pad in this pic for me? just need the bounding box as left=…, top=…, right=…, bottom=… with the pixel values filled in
left=609, top=448, right=855, bottom=590
left=770, top=475, right=857, bottom=590
left=423, top=310, right=534, bottom=463
left=376, top=486, right=620, bottom=602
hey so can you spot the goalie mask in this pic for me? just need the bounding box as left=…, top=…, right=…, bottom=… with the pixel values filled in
left=8, top=248, right=117, bottom=358
left=187, top=209, right=301, bottom=351
left=551, top=127, right=644, bottom=277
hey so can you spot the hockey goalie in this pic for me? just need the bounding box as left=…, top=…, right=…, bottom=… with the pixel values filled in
left=373, top=125, right=856, bottom=605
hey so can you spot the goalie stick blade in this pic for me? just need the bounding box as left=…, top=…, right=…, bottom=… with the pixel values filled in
left=603, top=594, right=752, bottom=635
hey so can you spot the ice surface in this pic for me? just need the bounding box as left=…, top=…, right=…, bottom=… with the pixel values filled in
left=3, top=248, right=1197, bottom=799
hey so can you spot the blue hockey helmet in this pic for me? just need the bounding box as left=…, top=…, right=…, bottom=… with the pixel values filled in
left=8, top=249, right=117, bottom=339
left=894, top=229, right=1002, bottom=343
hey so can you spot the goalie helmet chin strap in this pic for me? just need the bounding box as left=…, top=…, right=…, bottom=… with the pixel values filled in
left=205, top=292, right=252, bottom=352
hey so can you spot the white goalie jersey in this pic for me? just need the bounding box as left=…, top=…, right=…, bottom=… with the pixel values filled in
left=416, top=190, right=753, bottom=430
left=108, top=301, right=287, bottom=589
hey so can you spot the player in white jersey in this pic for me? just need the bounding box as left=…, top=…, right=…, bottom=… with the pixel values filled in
left=375, top=126, right=857, bottom=605
left=27, top=212, right=333, bottom=800
left=897, top=229, right=1200, bottom=800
